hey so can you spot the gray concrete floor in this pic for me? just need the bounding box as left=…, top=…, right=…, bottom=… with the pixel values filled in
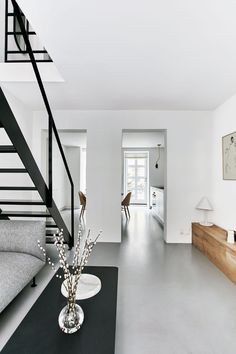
left=1, top=207, right=236, bottom=353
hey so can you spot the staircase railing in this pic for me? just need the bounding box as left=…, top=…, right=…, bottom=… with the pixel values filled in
left=9, top=0, right=74, bottom=247
left=5, top=0, right=52, bottom=62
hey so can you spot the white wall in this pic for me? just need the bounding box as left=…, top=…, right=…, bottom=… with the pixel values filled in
left=149, top=147, right=165, bottom=188
left=51, top=141, right=67, bottom=211
left=85, top=121, right=121, bottom=242
left=122, top=131, right=165, bottom=148
left=80, top=147, right=87, bottom=194
left=211, top=94, right=236, bottom=230
left=59, top=131, right=87, bottom=205
left=59, top=131, right=87, bottom=147
left=33, top=110, right=212, bottom=243
left=64, top=146, right=80, bottom=209
left=2, top=87, right=34, bottom=150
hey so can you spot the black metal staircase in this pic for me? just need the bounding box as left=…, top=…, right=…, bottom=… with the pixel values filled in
left=0, top=0, right=75, bottom=248
left=0, top=88, right=73, bottom=246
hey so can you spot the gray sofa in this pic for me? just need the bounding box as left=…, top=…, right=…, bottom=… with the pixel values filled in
left=0, top=220, right=46, bottom=313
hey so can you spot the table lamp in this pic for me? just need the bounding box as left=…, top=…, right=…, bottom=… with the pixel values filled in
left=196, top=197, right=213, bottom=227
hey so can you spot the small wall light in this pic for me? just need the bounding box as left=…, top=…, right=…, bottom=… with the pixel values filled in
left=155, top=144, right=162, bottom=169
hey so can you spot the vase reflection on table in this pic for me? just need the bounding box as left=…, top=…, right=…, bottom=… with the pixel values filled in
left=38, top=226, right=101, bottom=334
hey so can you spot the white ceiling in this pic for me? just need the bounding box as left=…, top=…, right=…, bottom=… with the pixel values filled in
left=5, top=0, right=236, bottom=110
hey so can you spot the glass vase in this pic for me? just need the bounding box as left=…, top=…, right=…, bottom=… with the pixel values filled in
left=58, top=296, right=84, bottom=334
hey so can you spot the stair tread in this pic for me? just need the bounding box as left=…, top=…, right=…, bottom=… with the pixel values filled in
left=46, top=223, right=58, bottom=227
left=46, top=239, right=67, bottom=245
left=0, top=199, right=44, bottom=205
left=0, top=145, right=16, bottom=153
left=0, top=186, right=37, bottom=190
left=0, top=210, right=50, bottom=217
left=0, top=168, right=27, bottom=173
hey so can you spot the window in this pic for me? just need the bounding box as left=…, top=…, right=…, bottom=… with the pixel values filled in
left=124, top=151, right=149, bottom=204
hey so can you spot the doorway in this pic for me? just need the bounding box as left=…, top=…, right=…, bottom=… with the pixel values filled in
left=121, top=129, right=167, bottom=241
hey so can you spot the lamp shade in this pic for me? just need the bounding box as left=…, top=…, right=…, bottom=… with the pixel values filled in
left=196, top=197, right=213, bottom=211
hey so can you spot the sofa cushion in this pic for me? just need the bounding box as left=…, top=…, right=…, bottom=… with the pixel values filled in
left=0, top=220, right=45, bottom=261
left=0, top=252, right=44, bottom=313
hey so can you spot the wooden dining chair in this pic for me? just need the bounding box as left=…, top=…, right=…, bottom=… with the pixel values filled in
left=79, top=191, right=86, bottom=220
left=121, top=192, right=132, bottom=219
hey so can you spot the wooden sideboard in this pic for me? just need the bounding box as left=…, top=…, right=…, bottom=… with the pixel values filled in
left=192, top=223, right=236, bottom=284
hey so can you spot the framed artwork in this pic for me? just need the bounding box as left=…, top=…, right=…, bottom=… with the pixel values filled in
left=222, top=132, right=236, bottom=180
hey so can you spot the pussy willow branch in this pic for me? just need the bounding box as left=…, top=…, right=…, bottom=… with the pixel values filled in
left=38, top=226, right=101, bottom=304
left=72, top=232, right=101, bottom=297
left=54, top=230, right=74, bottom=294
left=72, top=227, right=83, bottom=272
